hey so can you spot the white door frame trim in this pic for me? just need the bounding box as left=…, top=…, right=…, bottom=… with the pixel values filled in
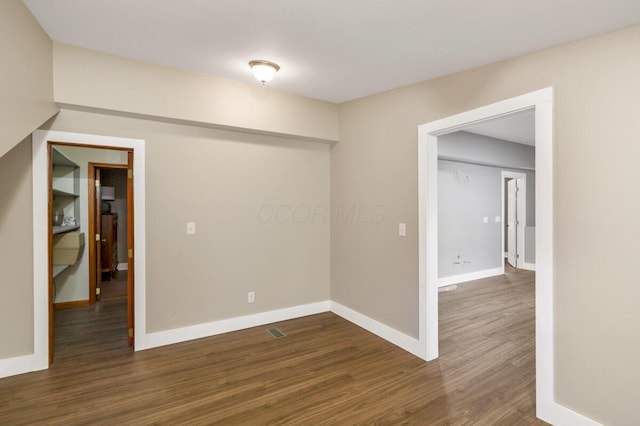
left=418, top=88, right=562, bottom=423
left=32, top=130, right=147, bottom=371
left=502, top=171, right=527, bottom=268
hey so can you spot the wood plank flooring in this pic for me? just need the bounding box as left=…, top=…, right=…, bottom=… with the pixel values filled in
left=0, top=266, right=545, bottom=425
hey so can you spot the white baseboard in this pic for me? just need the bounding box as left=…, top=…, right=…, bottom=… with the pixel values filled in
left=140, top=301, right=331, bottom=350
left=438, top=267, right=504, bottom=287
left=330, top=301, right=421, bottom=359
left=0, top=354, right=47, bottom=379
left=539, top=400, right=603, bottom=426
left=117, top=262, right=128, bottom=271
left=522, top=262, right=536, bottom=271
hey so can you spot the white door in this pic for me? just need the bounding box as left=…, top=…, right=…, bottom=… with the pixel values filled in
left=507, top=179, right=518, bottom=267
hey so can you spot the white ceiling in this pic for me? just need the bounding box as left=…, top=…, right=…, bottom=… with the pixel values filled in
left=22, top=0, right=640, bottom=103
left=465, top=110, right=535, bottom=146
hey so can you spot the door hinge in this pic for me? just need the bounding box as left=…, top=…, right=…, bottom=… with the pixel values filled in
left=128, top=169, right=133, bottom=179
left=96, top=287, right=101, bottom=296
left=128, top=248, right=133, bottom=259
left=95, top=179, right=100, bottom=187
left=128, top=328, right=133, bottom=338
left=95, top=233, right=100, bottom=241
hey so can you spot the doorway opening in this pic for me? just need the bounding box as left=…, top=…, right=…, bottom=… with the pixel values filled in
left=33, top=129, right=146, bottom=373
left=88, top=163, right=129, bottom=304
left=418, top=88, right=554, bottom=422
left=48, top=143, right=135, bottom=363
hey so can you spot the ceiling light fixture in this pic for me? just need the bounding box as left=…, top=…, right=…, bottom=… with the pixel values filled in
left=249, top=60, right=280, bottom=84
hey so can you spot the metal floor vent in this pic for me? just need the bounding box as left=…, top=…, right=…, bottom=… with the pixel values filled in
left=266, top=327, right=286, bottom=339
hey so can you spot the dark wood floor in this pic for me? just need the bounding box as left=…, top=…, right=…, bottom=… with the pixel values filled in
left=0, top=266, right=544, bottom=425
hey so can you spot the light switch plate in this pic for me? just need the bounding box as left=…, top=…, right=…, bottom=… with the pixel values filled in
left=186, top=222, right=196, bottom=235
left=399, top=223, right=406, bottom=237
left=495, top=216, right=501, bottom=223
left=483, top=217, right=489, bottom=224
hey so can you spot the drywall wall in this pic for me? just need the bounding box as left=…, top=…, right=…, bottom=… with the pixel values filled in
left=333, top=24, right=640, bottom=425
left=438, top=161, right=535, bottom=279
left=437, top=131, right=536, bottom=278
left=439, top=131, right=536, bottom=226
left=53, top=146, right=128, bottom=303
left=439, top=131, right=535, bottom=171
left=0, top=0, right=57, bottom=159
left=0, top=137, right=35, bottom=359
left=525, top=226, right=535, bottom=264
left=0, top=0, right=56, bottom=361
left=438, top=161, right=502, bottom=278
left=43, top=109, right=330, bottom=332
left=53, top=43, right=338, bottom=143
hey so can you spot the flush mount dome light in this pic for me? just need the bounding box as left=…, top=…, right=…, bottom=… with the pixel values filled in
left=249, top=60, right=280, bottom=84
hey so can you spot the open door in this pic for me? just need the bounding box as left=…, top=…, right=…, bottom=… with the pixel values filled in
left=95, top=168, right=103, bottom=301
left=506, top=177, right=526, bottom=268
left=127, top=151, right=135, bottom=347
left=507, top=179, right=518, bottom=267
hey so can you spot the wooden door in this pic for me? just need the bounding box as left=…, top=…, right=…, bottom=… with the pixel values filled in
left=101, top=214, right=115, bottom=277
left=95, top=169, right=103, bottom=301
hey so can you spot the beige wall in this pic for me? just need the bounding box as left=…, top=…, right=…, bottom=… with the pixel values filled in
left=0, top=0, right=57, bottom=159
left=53, top=44, right=339, bottom=143
left=332, top=25, right=640, bottom=424
left=0, top=0, right=56, bottom=360
left=0, top=137, right=35, bottom=358
left=44, top=109, right=330, bottom=332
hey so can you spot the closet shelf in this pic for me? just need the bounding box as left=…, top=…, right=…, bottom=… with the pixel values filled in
left=52, top=188, right=79, bottom=197
left=53, top=225, right=80, bottom=235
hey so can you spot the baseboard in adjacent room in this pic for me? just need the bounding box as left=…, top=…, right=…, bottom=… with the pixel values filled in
left=438, top=267, right=504, bottom=287
left=54, top=300, right=90, bottom=309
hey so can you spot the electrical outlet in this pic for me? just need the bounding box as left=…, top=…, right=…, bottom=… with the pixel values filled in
left=248, top=291, right=255, bottom=303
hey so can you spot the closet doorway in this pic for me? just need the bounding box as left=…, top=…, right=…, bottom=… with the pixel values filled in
left=48, top=143, right=135, bottom=363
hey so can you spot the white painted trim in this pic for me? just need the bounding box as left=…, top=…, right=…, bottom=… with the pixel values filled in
left=542, top=403, right=603, bottom=426
left=501, top=171, right=527, bottom=269
left=438, top=267, right=504, bottom=287
left=417, top=88, right=588, bottom=425
left=0, top=354, right=46, bottom=379
left=117, top=262, right=128, bottom=271
left=142, top=301, right=330, bottom=350
left=330, top=302, right=422, bottom=358
left=522, top=262, right=536, bottom=271
left=32, top=130, right=147, bottom=367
